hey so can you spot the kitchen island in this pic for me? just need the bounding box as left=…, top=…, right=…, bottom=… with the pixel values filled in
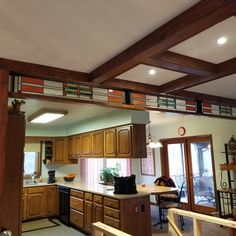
left=23, top=182, right=152, bottom=236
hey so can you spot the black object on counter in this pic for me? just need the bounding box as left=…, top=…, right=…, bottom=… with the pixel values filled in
left=48, top=170, right=56, bottom=183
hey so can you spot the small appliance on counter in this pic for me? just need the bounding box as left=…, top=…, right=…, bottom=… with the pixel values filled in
left=47, top=170, right=56, bottom=183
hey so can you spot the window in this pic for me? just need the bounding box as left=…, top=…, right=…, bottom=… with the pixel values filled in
left=81, top=158, right=131, bottom=185
left=24, top=152, right=41, bottom=178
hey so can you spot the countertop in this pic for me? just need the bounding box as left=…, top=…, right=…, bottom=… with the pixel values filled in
left=23, top=181, right=150, bottom=199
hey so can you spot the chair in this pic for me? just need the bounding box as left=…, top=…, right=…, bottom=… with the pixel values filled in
left=157, top=182, right=185, bottom=230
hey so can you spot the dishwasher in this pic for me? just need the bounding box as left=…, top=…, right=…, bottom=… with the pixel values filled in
left=58, top=186, right=70, bottom=226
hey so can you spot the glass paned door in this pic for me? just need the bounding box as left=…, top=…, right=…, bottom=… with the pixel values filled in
left=166, top=142, right=189, bottom=208
left=188, top=139, right=216, bottom=214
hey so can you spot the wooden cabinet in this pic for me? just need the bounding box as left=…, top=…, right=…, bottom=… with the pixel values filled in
left=70, top=189, right=84, bottom=229
left=92, top=131, right=104, bottom=157
left=26, top=193, right=44, bottom=219
left=81, top=133, right=92, bottom=157
left=116, top=125, right=132, bottom=157
left=54, top=137, right=68, bottom=163
left=44, top=185, right=58, bottom=216
left=84, top=200, right=93, bottom=231
left=93, top=195, right=103, bottom=223
left=104, top=128, right=117, bottom=157
left=74, top=135, right=82, bottom=157
left=68, top=136, right=74, bottom=159
left=23, top=186, right=58, bottom=221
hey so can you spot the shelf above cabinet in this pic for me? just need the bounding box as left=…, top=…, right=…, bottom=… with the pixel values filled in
left=220, top=164, right=236, bottom=171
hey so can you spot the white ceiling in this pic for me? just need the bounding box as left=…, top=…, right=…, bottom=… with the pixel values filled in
left=8, top=98, right=119, bottom=128
left=187, top=74, right=236, bottom=100
left=0, top=0, right=198, bottom=72
left=116, top=64, right=186, bottom=85
left=170, top=17, right=236, bottom=64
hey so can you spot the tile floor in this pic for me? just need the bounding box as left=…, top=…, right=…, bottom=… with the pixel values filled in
left=22, top=206, right=232, bottom=236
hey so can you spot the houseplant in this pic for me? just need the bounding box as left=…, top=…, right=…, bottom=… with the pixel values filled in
left=99, top=164, right=120, bottom=185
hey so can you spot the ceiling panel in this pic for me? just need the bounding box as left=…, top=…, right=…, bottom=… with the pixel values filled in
left=170, top=17, right=236, bottom=63
left=116, top=64, right=186, bottom=86
left=187, top=74, right=236, bottom=99
left=0, top=0, right=198, bottom=72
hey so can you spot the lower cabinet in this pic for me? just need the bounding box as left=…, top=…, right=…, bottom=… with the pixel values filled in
left=69, top=189, right=151, bottom=236
left=23, top=185, right=58, bottom=221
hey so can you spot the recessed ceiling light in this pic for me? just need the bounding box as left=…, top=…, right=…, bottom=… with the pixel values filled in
left=108, top=89, right=113, bottom=92
left=217, top=37, right=227, bottom=45
left=148, top=69, right=156, bottom=75
left=28, top=109, right=68, bottom=123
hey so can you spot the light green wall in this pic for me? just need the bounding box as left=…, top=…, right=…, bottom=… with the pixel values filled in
left=134, top=114, right=236, bottom=189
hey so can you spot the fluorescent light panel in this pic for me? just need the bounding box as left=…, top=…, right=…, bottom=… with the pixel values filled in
left=28, top=109, right=67, bottom=124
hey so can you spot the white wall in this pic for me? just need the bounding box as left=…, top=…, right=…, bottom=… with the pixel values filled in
left=133, top=113, right=236, bottom=189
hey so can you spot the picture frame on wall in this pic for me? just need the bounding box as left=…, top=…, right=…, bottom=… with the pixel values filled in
left=140, top=147, right=156, bottom=176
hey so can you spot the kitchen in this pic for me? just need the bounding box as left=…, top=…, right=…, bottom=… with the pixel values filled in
left=1, top=1, right=236, bottom=236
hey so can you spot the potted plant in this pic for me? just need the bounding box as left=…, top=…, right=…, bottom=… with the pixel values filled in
left=99, top=163, right=120, bottom=185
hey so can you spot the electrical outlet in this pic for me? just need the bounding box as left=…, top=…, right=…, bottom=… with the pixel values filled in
left=134, top=205, right=139, bottom=213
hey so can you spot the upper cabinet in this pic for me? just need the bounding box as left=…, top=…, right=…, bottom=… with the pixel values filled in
left=81, top=133, right=92, bottom=157
left=92, top=131, right=104, bottom=157
left=31, top=123, right=146, bottom=162
left=104, top=128, right=117, bottom=157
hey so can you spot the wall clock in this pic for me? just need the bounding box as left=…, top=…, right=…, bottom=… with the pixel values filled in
left=178, top=126, right=186, bottom=136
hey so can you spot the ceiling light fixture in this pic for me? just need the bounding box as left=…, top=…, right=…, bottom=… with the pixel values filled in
left=148, top=69, right=156, bottom=76
left=28, top=109, right=68, bottom=123
left=217, top=37, right=227, bottom=45
left=108, top=89, right=114, bottom=92
left=146, top=121, right=162, bottom=148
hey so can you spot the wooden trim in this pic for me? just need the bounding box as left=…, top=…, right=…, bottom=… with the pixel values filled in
left=0, top=69, right=9, bottom=207
left=90, top=0, right=236, bottom=83
left=0, top=58, right=89, bottom=83
left=160, top=57, right=236, bottom=93
left=143, top=51, right=217, bottom=77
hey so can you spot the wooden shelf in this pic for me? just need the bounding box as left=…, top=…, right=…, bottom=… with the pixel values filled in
left=220, top=164, right=236, bottom=171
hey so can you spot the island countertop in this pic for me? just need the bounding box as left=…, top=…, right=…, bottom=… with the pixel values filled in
left=23, top=181, right=150, bottom=199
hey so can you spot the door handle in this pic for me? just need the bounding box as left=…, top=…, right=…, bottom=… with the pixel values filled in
left=0, top=229, right=13, bottom=236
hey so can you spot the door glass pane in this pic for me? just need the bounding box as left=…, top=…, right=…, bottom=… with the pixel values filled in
left=167, top=143, right=188, bottom=203
left=190, top=142, right=215, bottom=207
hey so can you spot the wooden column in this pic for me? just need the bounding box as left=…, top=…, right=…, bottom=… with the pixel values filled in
left=0, top=69, right=8, bottom=207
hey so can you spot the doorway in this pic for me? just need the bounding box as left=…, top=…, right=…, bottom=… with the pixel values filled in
left=161, top=135, right=217, bottom=214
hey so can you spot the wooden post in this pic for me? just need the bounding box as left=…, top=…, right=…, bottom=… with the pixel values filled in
left=0, top=69, right=8, bottom=210
left=193, top=218, right=202, bottom=236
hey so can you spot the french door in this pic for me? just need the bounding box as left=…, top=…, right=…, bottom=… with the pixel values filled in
left=161, top=135, right=217, bottom=214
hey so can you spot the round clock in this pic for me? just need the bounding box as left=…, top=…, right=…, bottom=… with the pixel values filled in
left=178, top=126, right=186, bottom=136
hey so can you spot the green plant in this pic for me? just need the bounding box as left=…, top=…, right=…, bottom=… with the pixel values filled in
left=99, top=163, right=120, bottom=183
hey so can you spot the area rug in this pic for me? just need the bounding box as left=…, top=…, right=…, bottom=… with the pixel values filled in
left=22, top=218, right=60, bottom=233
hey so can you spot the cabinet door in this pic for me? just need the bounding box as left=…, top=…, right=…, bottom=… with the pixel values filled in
left=45, top=186, right=57, bottom=216
left=93, top=203, right=103, bottom=223
left=22, top=194, right=26, bottom=221
left=54, top=137, right=68, bottom=163
left=92, top=131, right=104, bottom=157
left=116, top=126, right=132, bottom=157
left=68, top=136, right=74, bottom=159
left=81, top=133, right=92, bottom=157
left=26, top=193, right=44, bottom=219
left=104, top=128, right=116, bottom=157
left=84, top=201, right=93, bottom=231
left=74, top=135, right=82, bottom=157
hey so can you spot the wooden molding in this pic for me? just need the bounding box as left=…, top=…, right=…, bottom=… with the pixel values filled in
left=0, top=58, right=89, bottom=83
left=159, top=57, right=236, bottom=93
left=143, top=51, right=217, bottom=77
left=90, top=0, right=236, bottom=83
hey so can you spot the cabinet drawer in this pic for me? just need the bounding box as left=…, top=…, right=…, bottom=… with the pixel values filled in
left=104, top=215, right=120, bottom=229
left=84, top=192, right=93, bottom=202
left=104, top=197, right=119, bottom=209
left=70, top=209, right=84, bottom=229
left=93, top=195, right=103, bottom=204
left=71, top=189, right=84, bottom=199
left=27, top=187, right=44, bottom=194
left=70, top=196, right=84, bottom=212
left=104, top=207, right=120, bottom=219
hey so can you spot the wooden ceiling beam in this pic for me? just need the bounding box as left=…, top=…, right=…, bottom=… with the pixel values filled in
left=159, top=57, right=236, bottom=93
left=143, top=51, right=217, bottom=77
left=90, top=0, right=236, bottom=84
left=0, top=58, right=89, bottom=83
